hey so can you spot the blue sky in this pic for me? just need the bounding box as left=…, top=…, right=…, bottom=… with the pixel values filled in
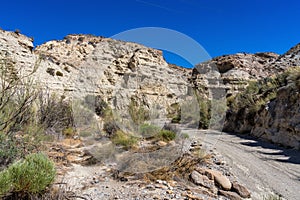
left=0, top=0, right=299, bottom=68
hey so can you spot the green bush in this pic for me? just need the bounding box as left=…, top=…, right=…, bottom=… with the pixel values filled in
left=1, top=153, right=56, bottom=195
left=155, top=130, right=176, bottom=142
left=111, top=130, right=138, bottom=149
left=0, top=170, right=12, bottom=195
left=139, top=123, right=159, bottom=138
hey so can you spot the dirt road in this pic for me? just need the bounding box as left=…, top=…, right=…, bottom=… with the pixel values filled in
left=182, top=127, right=300, bottom=200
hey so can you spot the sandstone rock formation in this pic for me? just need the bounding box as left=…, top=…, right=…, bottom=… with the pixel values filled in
left=217, top=44, right=300, bottom=149
left=192, top=52, right=280, bottom=97
left=251, top=68, right=300, bottom=149
left=1, top=28, right=299, bottom=149
left=0, top=30, right=192, bottom=131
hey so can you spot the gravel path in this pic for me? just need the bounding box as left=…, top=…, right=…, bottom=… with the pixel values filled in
left=182, top=128, right=300, bottom=200
left=60, top=125, right=300, bottom=200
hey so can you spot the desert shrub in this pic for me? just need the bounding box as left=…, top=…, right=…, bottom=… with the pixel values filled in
left=14, top=29, right=21, bottom=34
left=139, top=123, right=159, bottom=138
left=0, top=128, right=45, bottom=170
left=0, top=153, right=56, bottom=196
left=286, top=66, right=300, bottom=89
left=155, top=130, right=176, bottom=142
left=0, top=134, right=20, bottom=168
left=0, top=107, right=46, bottom=169
left=9, top=153, right=55, bottom=193
left=230, top=77, right=281, bottom=114
left=38, top=92, right=74, bottom=133
left=0, top=169, right=12, bottom=195
left=128, top=98, right=149, bottom=126
left=111, top=130, right=137, bottom=149
left=72, top=98, right=104, bottom=138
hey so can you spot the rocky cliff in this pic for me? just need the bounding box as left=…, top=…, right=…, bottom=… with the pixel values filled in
left=190, top=43, right=300, bottom=149
left=0, top=29, right=299, bottom=149
left=216, top=45, right=300, bottom=149
left=0, top=30, right=193, bottom=130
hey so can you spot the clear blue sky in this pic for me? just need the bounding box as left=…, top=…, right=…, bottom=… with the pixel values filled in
left=0, top=0, right=299, bottom=68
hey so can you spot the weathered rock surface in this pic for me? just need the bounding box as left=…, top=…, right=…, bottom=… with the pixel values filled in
left=232, top=181, right=251, bottom=198
left=251, top=77, right=300, bottom=149
left=0, top=30, right=192, bottom=126
left=191, top=52, right=280, bottom=97
left=219, top=190, right=243, bottom=200
left=1, top=28, right=300, bottom=150
left=190, top=170, right=214, bottom=189
left=205, top=169, right=232, bottom=190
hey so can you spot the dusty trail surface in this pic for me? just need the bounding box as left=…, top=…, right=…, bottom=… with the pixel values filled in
left=183, top=127, right=300, bottom=200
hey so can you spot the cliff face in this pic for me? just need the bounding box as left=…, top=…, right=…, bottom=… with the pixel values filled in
left=252, top=76, right=300, bottom=149
left=0, top=30, right=192, bottom=121
left=217, top=46, right=300, bottom=149
left=192, top=52, right=280, bottom=97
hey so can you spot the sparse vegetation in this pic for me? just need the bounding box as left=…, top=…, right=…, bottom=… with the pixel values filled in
left=14, top=29, right=21, bottom=34
left=103, top=121, right=119, bottom=137
left=128, top=98, right=149, bottom=126
left=169, top=89, right=213, bottom=129
left=0, top=153, right=56, bottom=196
left=0, top=169, right=11, bottom=195
left=225, top=68, right=300, bottom=132
left=0, top=56, right=39, bottom=134
left=139, top=123, right=160, bottom=138
left=155, top=130, right=176, bottom=142
left=111, top=130, right=138, bottom=149
left=38, top=92, right=74, bottom=134
left=0, top=56, right=77, bottom=199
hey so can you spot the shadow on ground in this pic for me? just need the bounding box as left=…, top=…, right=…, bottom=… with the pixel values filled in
left=225, top=132, right=300, bottom=165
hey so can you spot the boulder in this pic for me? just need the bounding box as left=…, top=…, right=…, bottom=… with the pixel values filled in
left=190, top=170, right=213, bottom=189
left=232, top=181, right=251, bottom=198
left=205, top=169, right=232, bottom=190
